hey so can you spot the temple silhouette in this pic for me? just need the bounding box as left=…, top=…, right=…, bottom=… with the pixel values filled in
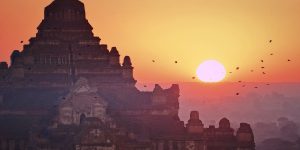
left=0, top=0, right=255, bottom=149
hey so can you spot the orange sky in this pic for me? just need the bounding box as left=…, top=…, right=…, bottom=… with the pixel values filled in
left=0, top=0, right=300, bottom=83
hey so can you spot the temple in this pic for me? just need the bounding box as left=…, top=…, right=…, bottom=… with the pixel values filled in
left=0, top=0, right=255, bottom=150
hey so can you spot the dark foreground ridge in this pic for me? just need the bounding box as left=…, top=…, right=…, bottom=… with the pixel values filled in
left=0, top=0, right=255, bottom=149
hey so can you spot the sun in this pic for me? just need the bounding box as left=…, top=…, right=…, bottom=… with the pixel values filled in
left=196, top=60, right=226, bottom=83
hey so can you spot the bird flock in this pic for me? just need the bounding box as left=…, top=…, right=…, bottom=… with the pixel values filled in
left=226, top=40, right=292, bottom=96
left=147, top=40, right=293, bottom=96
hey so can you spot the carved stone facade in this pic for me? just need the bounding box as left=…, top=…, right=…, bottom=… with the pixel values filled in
left=0, top=0, right=255, bottom=150
left=58, top=78, right=109, bottom=125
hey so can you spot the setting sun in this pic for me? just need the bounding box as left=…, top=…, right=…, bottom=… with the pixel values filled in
left=196, top=60, right=226, bottom=83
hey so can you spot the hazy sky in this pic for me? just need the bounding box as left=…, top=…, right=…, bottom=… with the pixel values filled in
left=0, top=0, right=300, bottom=82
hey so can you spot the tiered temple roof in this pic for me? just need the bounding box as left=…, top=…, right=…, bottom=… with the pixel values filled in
left=1, top=0, right=135, bottom=88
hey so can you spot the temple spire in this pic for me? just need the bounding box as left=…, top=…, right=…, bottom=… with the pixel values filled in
left=39, top=0, right=91, bottom=30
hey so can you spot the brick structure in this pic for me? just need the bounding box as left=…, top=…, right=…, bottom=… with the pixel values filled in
left=0, top=0, right=255, bottom=150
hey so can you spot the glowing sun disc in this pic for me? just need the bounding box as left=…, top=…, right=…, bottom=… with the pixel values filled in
left=196, top=60, right=226, bottom=83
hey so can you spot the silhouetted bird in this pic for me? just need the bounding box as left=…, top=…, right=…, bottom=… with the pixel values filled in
left=266, top=83, right=270, bottom=86
left=254, top=86, right=258, bottom=89
left=175, top=61, right=178, bottom=64
left=144, top=85, right=147, bottom=88
left=236, top=67, right=240, bottom=70
left=269, top=40, right=272, bottom=43
left=270, top=53, right=274, bottom=56
left=261, top=67, right=265, bottom=69
left=238, top=81, right=242, bottom=83
left=242, top=85, right=246, bottom=87
left=236, top=93, right=240, bottom=96
left=262, top=72, right=266, bottom=75
left=261, top=60, right=264, bottom=63
left=229, top=72, right=232, bottom=74
left=288, top=59, right=291, bottom=62
left=192, top=77, right=196, bottom=80
left=20, top=41, right=23, bottom=43
left=250, top=70, right=254, bottom=72
left=152, top=60, right=155, bottom=63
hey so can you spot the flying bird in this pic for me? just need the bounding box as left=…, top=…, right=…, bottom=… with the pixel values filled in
left=254, top=86, right=258, bottom=89
left=236, top=67, right=240, bottom=70
left=192, top=77, right=196, bottom=80
left=152, top=60, right=155, bottom=63
left=175, top=61, right=178, bottom=64
left=250, top=70, right=254, bottom=72
left=20, top=41, right=23, bottom=43
left=269, top=40, right=272, bottom=43
left=262, top=72, right=266, bottom=75
left=261, top=67, right=265, bottom=69
left=261, top=60, right=264, bottom=63
left=270, top=53, right=274, bottom=56
left=288, top=59, right=291, bottom=62
left=236, top=93, right=240, bottom=96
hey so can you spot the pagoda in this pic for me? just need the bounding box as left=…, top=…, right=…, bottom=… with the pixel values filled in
left=0, top=0, right=255, bottom=150
left=2, top=0, right=135, bottom=88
